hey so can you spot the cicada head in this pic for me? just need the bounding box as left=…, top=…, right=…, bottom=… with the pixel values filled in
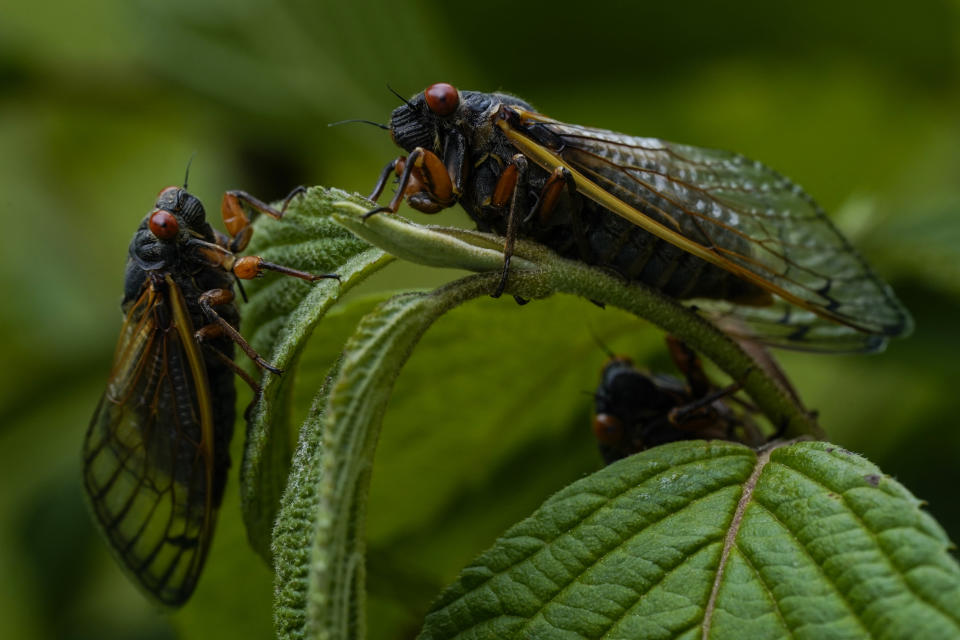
left=596, top=356, right=686, bottom=426
left=390, top=83, right=535, bottom=155
left=154, top=186, right=207, bottom=231
left=125, top=186, right=213, bottom=303
left=389, top=91, right=444, bottom=154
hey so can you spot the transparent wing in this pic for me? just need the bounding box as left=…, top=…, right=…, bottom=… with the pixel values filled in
left=503, top=110, right=912, bottom=351
left=83, top=280, right=216, bottom=606
left=692, top=296, right=887, bottom=352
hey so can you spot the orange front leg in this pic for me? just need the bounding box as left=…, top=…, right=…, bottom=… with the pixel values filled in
left=365, top=147, right=457, bottom=219
left=221, top=187, right=307, bottom=252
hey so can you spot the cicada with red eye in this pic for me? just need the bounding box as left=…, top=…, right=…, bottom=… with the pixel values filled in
left=83, top=184, right=337, bottom=606
left=592, top=337, right=765, bottom=464
left=368, top=83, right=912, bottom=352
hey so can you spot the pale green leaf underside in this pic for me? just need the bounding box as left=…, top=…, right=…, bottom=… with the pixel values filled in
left=239, top=187, right=392, bottom=561
left=273, top=275, right=509, bottom=640
left=419, top=440, right=960, bottom=640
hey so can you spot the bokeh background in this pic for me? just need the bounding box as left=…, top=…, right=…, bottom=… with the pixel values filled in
left=2, top=1, right=958, bottom=638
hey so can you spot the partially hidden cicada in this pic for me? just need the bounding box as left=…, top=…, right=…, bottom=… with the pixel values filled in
left=368, top=83, right=912, bottom=352
left=592, top=337, right=767, bottom=464
left=83, top=184, right=337, bottom=606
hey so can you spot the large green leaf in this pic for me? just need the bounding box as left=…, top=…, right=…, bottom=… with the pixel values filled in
left=419, top=440, right=960, bottom=640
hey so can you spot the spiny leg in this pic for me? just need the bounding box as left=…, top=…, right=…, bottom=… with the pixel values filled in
left=664, top=335, right=712, bottom=398
left=364, top=147, right=455, bottom=219
left=232, top=255, right=340, bottom=283
left=195, top=329, right=263, bottom=393
left=666, top=381, right=743, bottom=428
left=368, top=157, right=402, bottom=202
left=492, top=159, right=577, bottom=299
left=221, top=186, right=307, bottom=253
left=197, top=329, right=268, bottom=422
left=197, top=289, right=282, bottom=374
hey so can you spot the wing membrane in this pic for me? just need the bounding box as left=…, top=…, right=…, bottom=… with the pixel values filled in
left=500, top=109, right=912, bottom=351
left=83, top=278, right=216, bottom=606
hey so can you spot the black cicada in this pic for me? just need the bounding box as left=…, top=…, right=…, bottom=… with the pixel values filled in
left=368, top=83, right=912, bottom=352
left=83, top=184, right=336, bottom=606
left=592, top=337, right=765, bottom=464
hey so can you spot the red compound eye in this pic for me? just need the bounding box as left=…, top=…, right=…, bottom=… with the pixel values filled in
left=424, top=83, right=459, bottom=116
left=592, top=414, right=624, bottom=446
left=149, top=209, right=179, bottom=240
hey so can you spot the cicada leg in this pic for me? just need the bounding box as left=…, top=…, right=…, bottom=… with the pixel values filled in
left=220, top=187, right=307, bottom=253
left=663, top=335, right=772, bottom=446
left=490, top=158, right=578, bottom=299
left=208, top=189, right=340, bottom=288
left=365, top=147, right=456, bottom=219
left=195, top=323, right=263, bottom=392
left=368, top=157, right=401, bottom=202
left=487, top=154, right=528, bottom=298
left=197, top=186, right=342, bottom=378
left=231, top=255, right=341, bottom=283
left=666, top=382, right=743, bottom=430
left=197, top=289, right=283, bottom=375
left=665, top=335, right=712, bottom=398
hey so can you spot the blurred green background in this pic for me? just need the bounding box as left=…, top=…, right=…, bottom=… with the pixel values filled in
left=2, top=1, right=958, bottom=638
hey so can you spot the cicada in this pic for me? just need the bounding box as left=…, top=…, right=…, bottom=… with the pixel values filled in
left=83, top=184, right=336, bottom=606
left=368, top=83, right=912, bottom=352
left=592, top=337, right=765, bottom=464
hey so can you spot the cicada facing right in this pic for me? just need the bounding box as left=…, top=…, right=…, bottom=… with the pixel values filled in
left=83, top=185, right=336, bottom=606
left=369, top=83, right=912, bottom=352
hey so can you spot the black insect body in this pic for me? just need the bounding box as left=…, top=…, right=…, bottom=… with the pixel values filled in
left=83, top=186, right=335, bottom=606
left=369, top=83, right=912, bottom=352
left=592, top=339, right=762, bottom=464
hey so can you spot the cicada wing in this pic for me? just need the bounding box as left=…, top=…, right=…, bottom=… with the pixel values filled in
left=500, top=110, right=912, bottom=350
left=83, top=279, right=217, bottom=607
left=694, top=296, right=888, bottom=353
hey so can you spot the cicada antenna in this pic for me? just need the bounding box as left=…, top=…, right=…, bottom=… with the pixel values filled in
left=587, top=325, right=617, bottom=359
left=183, top=152, right=198, bottom=190
left=386, top=84, right=414, bottom=108
left=327, top=119, right=389, bottom=130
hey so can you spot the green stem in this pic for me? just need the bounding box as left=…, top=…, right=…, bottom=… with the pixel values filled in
left=335, top=199, right=820, bottom=439
left=503, top=264, right=821, bottom=439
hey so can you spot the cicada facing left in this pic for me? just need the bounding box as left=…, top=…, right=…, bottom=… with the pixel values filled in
left=592, top=337, right=766, bottom=464
left=83, top=185, right=336, bottom=606
left=369, top=83, right=912, bottom=352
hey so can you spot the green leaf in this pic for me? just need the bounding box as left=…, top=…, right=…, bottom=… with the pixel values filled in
left=419, top=440, right=960, bottom=640
left=239, top=186, right=392, bottom=561
left=272, top=275, right=508, bottom=639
